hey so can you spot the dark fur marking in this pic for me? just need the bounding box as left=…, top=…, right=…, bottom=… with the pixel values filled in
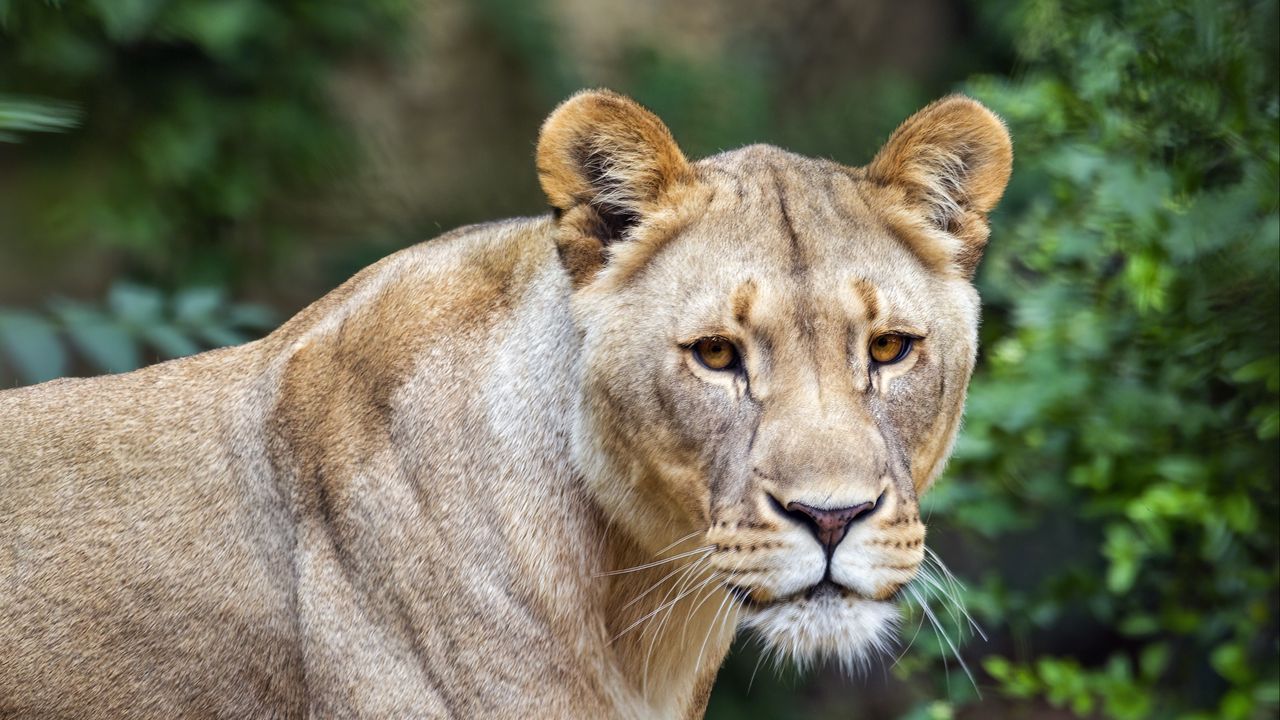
left=880, top=219, right=947, bottom=274
left=389, top=594, right=463, bottom=720
left=853, top=278, right=880, bottom=321
left=574, top=142, right=639, bottom=245
left=770, top=168, right=807, bottom=279
left=731, top=282, right=756, bottom=326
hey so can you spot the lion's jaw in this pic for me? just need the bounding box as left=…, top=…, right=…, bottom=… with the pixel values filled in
left=739, top=591, right=901, bottom=675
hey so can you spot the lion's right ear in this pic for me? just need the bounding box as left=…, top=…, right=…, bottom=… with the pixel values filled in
left=537, top=89, right=691, bottom=249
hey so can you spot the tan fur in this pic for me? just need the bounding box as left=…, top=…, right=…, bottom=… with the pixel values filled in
left=0, top=90, right=1010, bottom=718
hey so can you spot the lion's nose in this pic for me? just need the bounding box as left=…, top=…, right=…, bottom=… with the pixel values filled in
left=781, top=497, right=879, bottom=553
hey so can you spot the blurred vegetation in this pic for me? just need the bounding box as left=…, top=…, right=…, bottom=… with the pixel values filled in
left=0, top=282, right=274, bottom=385
left=647, top=4, right=1280, bottom=714
left=0, top=94, right=79, bottom=141
left=1, top=0, right=1277, bottom=718
left=0, top=0, right=406, bottom=384
left=926, top=0, right=1280, bottom=718
left=0, top=0, right=410, bottom=288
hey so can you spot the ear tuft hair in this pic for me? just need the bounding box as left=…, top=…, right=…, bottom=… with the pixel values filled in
left=536, top=89, right=690, bottom=244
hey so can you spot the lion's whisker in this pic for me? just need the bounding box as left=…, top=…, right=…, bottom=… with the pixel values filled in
left=909, top=585, right=981, bottom=698
left=920, top=551, right=986, bottom=641
left=622, top=557, right=703, bottom=612
left=915, top=564, right=968, bottom=640
left=642, top=554, right=711, bottom=646
left=642, top=557, right=715, bottom=695
left=653, top=530, right=703, bottom=558
left=613, top=561, right=718, bottom=643
left=680, top=574, right=726, bottom=645
left=746, top=636, right=770, bottom=694
left=695, top=584, right=737, bottom=674
left=909, top=586, right=953, bottom=696
left=593, top=545, right=714, bottom=577
left=889, top=594, right=929, bottom=670
left=681, top=553, right=750, bottom=644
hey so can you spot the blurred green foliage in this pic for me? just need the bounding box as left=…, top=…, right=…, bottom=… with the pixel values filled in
left=0, top=0, right=409, bottom=284
left=0, top=94, right=79, bottom=142
left=1, top=0, right=1277, bottom=718
left=0, top=283, right=274, bottom=385
left=914, top=0, right=1280, bottom=717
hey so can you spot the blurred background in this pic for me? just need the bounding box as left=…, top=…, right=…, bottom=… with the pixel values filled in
left=1, top=0, right=1277, bottom=717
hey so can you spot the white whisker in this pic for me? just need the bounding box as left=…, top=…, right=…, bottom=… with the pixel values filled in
left=613, top=558, right=715, bottom=642
left=681, top=552, right=749, bottom=644
left=746, top=636, right=769, bottom=694
left=622, top=558, right=701, bottom=612
left=696, top=589, right=737, bottom=674
left=642, top=557, right=715, bottom=695
left=910, top=585, right=981, bottom=698
left=889, top=597, right=929, bottom=669
left=653, top=530, right=703, bottom=557
left=921, top=550, right=987, bottom=641
left=593, top=545, right=714, bottom=577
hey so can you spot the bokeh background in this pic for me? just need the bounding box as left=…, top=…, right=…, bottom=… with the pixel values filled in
left=1, top=0, right=1277, bottom=717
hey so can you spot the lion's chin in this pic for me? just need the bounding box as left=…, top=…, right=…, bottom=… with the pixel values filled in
left=738, top=587, right=900, bottom=675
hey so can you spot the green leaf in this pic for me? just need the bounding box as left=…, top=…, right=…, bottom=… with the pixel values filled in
left=52, top=302, right=141, bottom=374
left=197, top=325, right=248, bottom=348
left=227, top=303, right=277, bottom=330
left=1211, top=643, right=1252, bottom=685
left=140, top=325, right=201, bottom=359
left=1139, top=643, right=1170, bottom=680
left=108, top=283, right=164, bottom=325
left=167, top=0, right=264, bottom=57
left=88, top=0, right=163, bottom=41
left=0, top=95, right=80, bottom=142
left=1103, top=524, right=1143, bottom=593
left=173, top=287, right=225, bottom=324
left=0, top=310, right=67, bottom=384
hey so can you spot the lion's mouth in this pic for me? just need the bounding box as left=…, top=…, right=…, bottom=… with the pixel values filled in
left=729, top=579, right=853, bottom=610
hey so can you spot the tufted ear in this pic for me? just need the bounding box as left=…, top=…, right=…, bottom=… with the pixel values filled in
left=866, top=95, right=1012, bottom=277
left=537, top=89, right=691, bottom=245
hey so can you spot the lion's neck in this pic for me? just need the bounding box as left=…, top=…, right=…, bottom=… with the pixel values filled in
left=267, top=221, right=737, bottom=717
left=455, top=346, right=736, bottom=714
left=589, top=521, right=738, bottom=718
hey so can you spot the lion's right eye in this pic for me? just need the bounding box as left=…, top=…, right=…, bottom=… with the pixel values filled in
left=869, top=333, right=913, bottom=364
left=692, top=337, right=740, bottom=371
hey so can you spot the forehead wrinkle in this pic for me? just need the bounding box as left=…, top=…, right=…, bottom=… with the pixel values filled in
left=765, top=162, right=829, bottom=384
left=769, top=164, right=810, bottom=282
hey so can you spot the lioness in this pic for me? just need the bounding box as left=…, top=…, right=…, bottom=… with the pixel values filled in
left=0, top=90, right=1011, bottom=718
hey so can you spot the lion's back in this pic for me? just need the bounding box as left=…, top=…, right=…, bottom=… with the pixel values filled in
left=0, top=215, right=568, bottom=716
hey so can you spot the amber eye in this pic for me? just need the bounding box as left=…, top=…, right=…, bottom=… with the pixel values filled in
left=692, top=337, right=739, bottom=371
left=869, top=333, right=913, bottom=364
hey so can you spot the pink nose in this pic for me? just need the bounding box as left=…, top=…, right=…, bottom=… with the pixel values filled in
left=784, top=499, right=878, bottom=551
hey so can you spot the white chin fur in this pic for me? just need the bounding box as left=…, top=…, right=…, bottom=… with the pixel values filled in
left=740, top=595, right=899, bottom=676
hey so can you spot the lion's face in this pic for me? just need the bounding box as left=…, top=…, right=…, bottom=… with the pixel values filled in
left=537, top=91, right=1011, bottom=669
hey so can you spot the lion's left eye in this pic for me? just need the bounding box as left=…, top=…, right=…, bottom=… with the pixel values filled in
left=869, top=333, right=913, bottom=364
left=692, top=337, right=740, bottom=371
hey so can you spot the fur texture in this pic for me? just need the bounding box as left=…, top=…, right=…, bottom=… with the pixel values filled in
left=0, top=90, right=1011, bottom=719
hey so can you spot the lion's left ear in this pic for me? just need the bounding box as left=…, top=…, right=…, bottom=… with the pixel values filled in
left=866, top=95, right=1012, bottom=276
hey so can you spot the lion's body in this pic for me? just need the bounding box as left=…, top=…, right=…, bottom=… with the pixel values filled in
left=0, top=91, right=1011, bottom=719
left=0, top=218, right=668, bottom=717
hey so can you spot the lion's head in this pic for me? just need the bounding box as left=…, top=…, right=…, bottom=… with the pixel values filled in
left=537, top=90, right=1011, bottom=671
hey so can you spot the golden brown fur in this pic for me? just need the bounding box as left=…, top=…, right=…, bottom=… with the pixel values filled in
left=0, top=90, right=1010, bottom=718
